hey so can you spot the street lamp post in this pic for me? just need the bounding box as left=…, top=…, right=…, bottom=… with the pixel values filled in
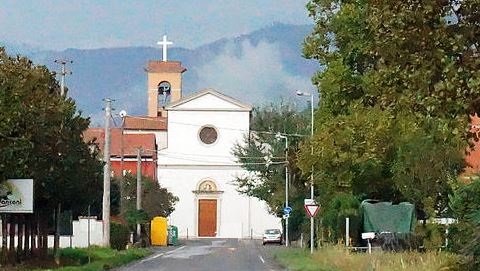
left=119, top=110, right=127, bottom=216
left=296, top=90, right=315, bottom=254
left=276, top=133, right=289, bottom=247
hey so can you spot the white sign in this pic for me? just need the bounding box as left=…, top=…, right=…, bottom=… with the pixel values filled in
left=361, top=232, right=375, bottom=240
left=304, top=199, right=316, bottom=205
left=0, top=179, right=34, bottom=213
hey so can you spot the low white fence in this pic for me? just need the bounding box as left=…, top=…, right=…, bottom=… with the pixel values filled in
left=0, top=216, right=104, bottom=248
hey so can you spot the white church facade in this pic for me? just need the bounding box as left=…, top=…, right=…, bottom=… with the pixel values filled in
left=145, top=36, right=280, bottom=238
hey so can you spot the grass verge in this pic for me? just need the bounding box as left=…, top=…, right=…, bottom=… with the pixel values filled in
left=273, top=246, right=462, bottom=271
left=7, top=246, right=152, bottom=271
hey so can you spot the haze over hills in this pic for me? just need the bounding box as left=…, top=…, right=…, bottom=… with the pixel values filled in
left=2, top=23, right=319, bottom=126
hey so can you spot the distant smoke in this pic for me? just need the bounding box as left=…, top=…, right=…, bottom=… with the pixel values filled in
left=191, top=40, right=314, bottom=107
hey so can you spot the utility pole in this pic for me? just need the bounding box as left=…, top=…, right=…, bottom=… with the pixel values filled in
left=285, top=137, right=289, bottom=247
left=54, top=59, right=73, bottom=96
left=276, top=133, right=289, bottom=247
left=136, top=148, right=142, bottom=241
left=102, top=98, right=113, bottom=247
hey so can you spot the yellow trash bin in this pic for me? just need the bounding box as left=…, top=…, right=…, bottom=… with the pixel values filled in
left=151, top=217, right=168, bottom=246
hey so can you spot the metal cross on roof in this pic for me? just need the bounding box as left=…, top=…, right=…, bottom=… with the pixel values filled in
left=157, top=34, right=173, bottom=62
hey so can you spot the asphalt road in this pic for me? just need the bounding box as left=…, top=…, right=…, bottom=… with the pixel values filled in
left=115, top=238, right=285, bottom=271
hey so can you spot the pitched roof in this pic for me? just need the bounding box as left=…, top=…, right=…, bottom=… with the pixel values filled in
left=123, top=116, right=167, bottom=131
left=145, top=61, right=187, bottom=73
left=83, top=128, right=156, bottom=158
left=165, top=88, right=252, bottom=111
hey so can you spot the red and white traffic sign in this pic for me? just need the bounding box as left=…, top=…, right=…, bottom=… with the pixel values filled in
left=304, top=204, right=320, bottom=218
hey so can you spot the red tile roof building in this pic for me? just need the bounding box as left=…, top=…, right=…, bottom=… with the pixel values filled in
left=464, top=114, right=480, bottom=181
left=84, top=127, right=157, bottom=180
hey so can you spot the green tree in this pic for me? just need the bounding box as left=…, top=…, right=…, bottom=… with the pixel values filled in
left=0, top=48, right=103, bottom=264
left=233, top=102, right=310, bottom=239
left=299, top=0, right=479, bottom=236
left=112, top=174, right=178, bottom=225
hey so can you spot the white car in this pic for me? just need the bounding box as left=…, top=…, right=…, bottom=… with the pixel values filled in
left=262, top=229, right=282, bottom=245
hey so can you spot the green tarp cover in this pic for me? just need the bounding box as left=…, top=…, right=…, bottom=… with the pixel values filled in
left=360, top=201, right=416, bottom=233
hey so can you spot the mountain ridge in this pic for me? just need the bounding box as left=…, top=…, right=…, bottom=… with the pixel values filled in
left=2, top=23, right=319, bottom=125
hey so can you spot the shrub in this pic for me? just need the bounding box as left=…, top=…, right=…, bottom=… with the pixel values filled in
left=414, top=223, right=445, bottom=251
left=110, top=222, right=130, bottom=250
left=321, top=193, right=361, bottom=244
left=60, top=247, right=89, bottom=265
left=450, top=177, right=480, bottom=269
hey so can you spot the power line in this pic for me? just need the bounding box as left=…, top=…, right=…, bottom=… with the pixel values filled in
left=113, top=115, right=307, bottom=138
left=140, top=148, right=286, bottom=166
left=141, top=147, right=286, bottom=160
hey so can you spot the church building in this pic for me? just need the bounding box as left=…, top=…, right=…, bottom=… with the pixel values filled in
left=91, top=35, right=281, bottom=238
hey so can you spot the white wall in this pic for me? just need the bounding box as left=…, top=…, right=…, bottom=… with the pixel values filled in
left=0, top=217, right=104, bottom=248
left=157, top=93, right=281, bottom=238
left=162, top=110, right=249, bottom=164
left=158, top=167, right=280, bottom=239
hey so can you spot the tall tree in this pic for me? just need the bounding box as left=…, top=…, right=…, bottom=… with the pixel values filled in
left=299, top=0, right=480, bottom=227
left=233, top=102, right=310, bottom=238
left=0, top=48, right=103, bottom=264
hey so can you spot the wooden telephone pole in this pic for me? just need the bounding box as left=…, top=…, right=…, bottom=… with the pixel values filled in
left=102, top=98, right=113, bottom=247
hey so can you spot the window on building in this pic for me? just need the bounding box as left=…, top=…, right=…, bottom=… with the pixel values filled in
left=199, top=126, right=218, bottom=145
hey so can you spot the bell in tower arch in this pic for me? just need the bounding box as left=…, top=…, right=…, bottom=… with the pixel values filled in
left=158, top=81, right=171, bottom=105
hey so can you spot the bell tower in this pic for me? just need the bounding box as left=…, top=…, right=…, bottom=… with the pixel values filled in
left=146, top=35, right=187, bottom=117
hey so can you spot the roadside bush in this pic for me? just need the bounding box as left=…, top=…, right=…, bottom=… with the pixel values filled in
left=414, top=223, right=445, bottom=251
left=321, top=193, right=361, bottom=245
left=450, top=177, right=480, bottom=269
left=110, top=222, right=130, bottom=250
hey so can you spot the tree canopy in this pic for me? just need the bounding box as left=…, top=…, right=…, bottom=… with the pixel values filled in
left=0, top=48, right=103, bottom=215
left=299, top=0, right=480, bottom=222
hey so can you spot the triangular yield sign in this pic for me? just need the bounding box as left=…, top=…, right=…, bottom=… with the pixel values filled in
left=304, top=204, right=320, bottom=218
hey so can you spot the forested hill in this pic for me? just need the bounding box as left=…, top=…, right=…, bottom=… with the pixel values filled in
left=3, top=23, right=319, bottom=125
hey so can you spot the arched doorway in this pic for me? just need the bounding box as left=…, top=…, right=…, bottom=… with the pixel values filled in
left=194, top=180, right=222, bottom=237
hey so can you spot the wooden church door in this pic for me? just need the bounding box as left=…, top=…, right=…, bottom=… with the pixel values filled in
left=198, top=199, right=217, bottom=237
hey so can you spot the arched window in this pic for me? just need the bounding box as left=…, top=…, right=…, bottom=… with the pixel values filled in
left=158, top=81, right=171, bottom=105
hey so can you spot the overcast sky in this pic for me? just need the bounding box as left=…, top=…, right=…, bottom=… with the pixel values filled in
left=1, top=0, right=311, bottom=50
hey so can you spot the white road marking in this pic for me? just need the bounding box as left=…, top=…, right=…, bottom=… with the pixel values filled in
left=259, top=255, right=265, bottom=264
left=140, top=252, right=164, bottom=263
left=140, top=246, right=186, bottom=263
left=165, top=245, right=186, bottom=255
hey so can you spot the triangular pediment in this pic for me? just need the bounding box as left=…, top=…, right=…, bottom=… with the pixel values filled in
left=165, top=89, right=252, bottom=111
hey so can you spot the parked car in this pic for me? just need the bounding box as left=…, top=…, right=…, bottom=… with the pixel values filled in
left=262, top=229, right=282, bottom=245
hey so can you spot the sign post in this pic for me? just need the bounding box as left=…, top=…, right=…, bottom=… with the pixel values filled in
left=283, top=206, right=292, bottom=247
left=304, top=199, right=320, bottom=253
